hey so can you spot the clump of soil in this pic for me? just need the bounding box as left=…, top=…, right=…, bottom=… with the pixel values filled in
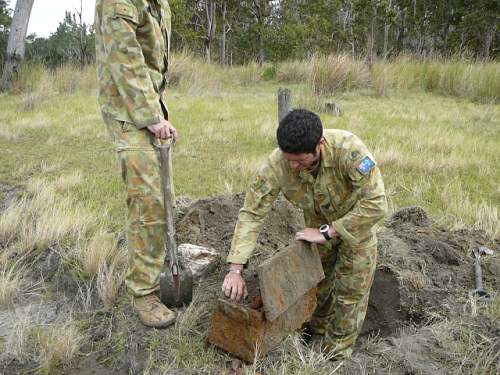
left=176, top=194, right=304, bottom=261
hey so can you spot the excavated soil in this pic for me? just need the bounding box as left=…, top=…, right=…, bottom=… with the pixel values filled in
left=176, top=196, right=499, bottom=340
left=1, top=193, right=499, bottom=375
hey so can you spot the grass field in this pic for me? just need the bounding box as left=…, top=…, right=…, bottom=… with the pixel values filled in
left=0, top=56, right=499, bottom=373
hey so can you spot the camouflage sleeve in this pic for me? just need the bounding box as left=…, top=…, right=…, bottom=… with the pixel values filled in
left=100, top=0, right=163, bottom=128
left=227, top=162, right=281, bottom=265
left=331, top=140, right=388, bottom=245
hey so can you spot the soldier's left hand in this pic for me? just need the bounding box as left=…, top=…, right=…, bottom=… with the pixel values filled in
left=295, top=228, right=327, bottom=244
left=147, top=119, right=178, bottom=140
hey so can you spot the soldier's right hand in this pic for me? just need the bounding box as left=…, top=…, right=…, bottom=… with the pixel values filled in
left=147, top=119, right=178, bottom=140
left=222, top=265, right=248, bottom=302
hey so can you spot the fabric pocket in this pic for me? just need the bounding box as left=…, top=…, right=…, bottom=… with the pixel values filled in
left=113, top=2, right=139, bottom=24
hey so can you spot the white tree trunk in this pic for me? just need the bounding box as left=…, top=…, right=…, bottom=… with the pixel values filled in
left=220, top=1, right=227, bottom=66
left=204, top=0, right=216, bottom=63
left=1, top=0, right=35, bottom=92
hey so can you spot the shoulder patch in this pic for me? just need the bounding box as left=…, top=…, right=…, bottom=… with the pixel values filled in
left=356, top=156, right=375, bottom=175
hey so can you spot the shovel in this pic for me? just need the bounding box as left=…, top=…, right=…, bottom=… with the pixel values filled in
left=157, top=140, right=193, bottom=307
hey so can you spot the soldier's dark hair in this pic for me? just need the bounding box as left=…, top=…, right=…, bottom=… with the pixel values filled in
left=277, top=109, right=323, bottom=154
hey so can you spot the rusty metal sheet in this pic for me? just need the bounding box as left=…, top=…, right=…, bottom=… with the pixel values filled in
left=207, top=289, right=317, bottom=362
left=257, top=241, right=324, bottom=321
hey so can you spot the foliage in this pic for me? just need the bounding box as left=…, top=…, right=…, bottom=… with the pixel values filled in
left=167, top=0, right=499, bottom=64
left=3, top=0, right=496, bottom=72
left=0, top=0, right=12, bottom=70
left=26, top=11, right=95, bottom=68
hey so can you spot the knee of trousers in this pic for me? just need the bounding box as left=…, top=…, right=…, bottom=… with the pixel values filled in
left=127, top=194, right=166, bottom=228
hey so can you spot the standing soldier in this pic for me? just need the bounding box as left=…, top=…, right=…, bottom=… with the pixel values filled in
left=95, top=0, right=176, bottom=328
left=221, top=109, right=387, bottom=358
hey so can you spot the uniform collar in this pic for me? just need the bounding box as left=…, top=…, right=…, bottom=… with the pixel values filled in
left=320, top=136, right=334, bottom=167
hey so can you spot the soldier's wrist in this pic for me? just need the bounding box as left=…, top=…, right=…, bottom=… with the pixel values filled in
left=229, top=263, right=244, bottom=273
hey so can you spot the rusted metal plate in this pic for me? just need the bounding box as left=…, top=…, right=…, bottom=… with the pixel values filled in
left=257, top=241, right=324, bottom=321
left=207, top=289, right=317, bottom=362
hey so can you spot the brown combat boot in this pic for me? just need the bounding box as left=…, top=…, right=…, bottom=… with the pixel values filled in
left=133, top=293, right=176, bottom=328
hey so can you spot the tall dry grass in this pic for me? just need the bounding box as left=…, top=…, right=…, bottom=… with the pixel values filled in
left=0, top=177, right=93, bottom=253
left=13, top=54, right=500, bottom=103
left=371, top=56, right=500, bottom=102
left=311, top=54, right=370, bottom=95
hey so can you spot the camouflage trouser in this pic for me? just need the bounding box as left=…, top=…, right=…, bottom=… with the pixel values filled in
left=309, top=232, right=377, bottom=358
left=103, top=114, right=168, bottom=297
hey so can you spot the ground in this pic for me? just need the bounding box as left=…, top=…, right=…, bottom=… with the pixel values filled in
left=0, top=194, right=498, bottom=374
left=0, top=64, right=498, bottom=373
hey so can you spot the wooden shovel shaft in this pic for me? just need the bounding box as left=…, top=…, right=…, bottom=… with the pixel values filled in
left=158, top=143, right=178, bottom=269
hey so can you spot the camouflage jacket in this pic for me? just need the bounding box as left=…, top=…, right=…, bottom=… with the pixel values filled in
left=95, top=0, right=171, bottom=128
left=227, top=129, right=388, bottom=264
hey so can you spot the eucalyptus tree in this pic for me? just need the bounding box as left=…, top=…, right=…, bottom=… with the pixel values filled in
left=1, top=0, right=34, bottom=91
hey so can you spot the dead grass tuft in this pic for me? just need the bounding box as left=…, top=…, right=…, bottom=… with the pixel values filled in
left=400, top=270, right=428, bottom=290
left=97, top=255, right=127, bottom=311
left=440, top=183, right=499, bottom=239
left=431, top=320, right=499, bottom=374
left=174, top=293, right=208, bottom=336
left=277, top=60, right=311, bottom=84
left=80, top=229, right=118, bottom=277
left=0, top=260, right=27, bottom=308
left=35, top=319, right=84, bottom=372
left=3, top=310, right=33, bottom=362
left=312, top=54, right=369, bottom=95
left=3, top=177, right=94, bottom=253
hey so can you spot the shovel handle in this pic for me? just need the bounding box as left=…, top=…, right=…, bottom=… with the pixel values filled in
left=157, top=141, right=179, bottom=267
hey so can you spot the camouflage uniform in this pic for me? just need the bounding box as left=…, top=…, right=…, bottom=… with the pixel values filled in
left=227, top=129, right=387, bottom=358
left=95, top=0, right=171, bottom=296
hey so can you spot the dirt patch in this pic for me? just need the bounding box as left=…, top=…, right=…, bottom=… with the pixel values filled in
left=362, top=267, right=408, bottom=337
left=2, top=195, right=499, bottom=374
left=0, top=183, right=21, bottom=213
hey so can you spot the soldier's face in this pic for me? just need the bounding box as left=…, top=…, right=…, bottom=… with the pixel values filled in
left=282, top=142, right=322, bottom=172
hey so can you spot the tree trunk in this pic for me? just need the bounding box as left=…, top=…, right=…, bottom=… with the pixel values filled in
left=76, top=0, right=88, bottom=68
left=258, top=22, right=264, bottom=65
left=383, top=0, right=392, bottom=58
left=253, top=0, right=268, bottom=66
left=483, top=28, right=495, bottom=60
left=1, top=0, right=35, bottom=92
left=220, top=1, right=227, bottom=66
left=204, top=0, right=216, bottom=63
left=366, top=0, right=377, bottom=67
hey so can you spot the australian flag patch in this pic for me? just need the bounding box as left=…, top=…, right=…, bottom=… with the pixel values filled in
left=357, top=156, right=375, bottom=175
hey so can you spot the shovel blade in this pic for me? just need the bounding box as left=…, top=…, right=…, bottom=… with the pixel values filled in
left=159, top=263, right=193, bottom=308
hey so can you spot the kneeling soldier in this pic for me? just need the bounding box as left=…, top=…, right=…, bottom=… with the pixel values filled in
left=222, top=109, right=387, bottom=358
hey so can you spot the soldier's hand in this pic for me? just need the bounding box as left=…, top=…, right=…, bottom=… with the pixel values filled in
left=222, top=265, right=248, bottom=302
left=295, top=227, right=331, bottom=244
left=147, top=119, right=178, bottom=140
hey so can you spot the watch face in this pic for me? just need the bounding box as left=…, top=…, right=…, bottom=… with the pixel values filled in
left=320, top=224, right=329, bottom=233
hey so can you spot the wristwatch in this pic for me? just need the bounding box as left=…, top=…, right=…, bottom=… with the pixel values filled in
left=319, top=224, right=332, bottom=241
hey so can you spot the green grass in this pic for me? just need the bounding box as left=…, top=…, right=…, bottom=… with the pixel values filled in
left=1, top=71, right=497, bottom=238
left=0, top=60, right=499, bottom=373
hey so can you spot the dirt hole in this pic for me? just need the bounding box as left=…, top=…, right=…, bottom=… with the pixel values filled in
left=362, top=267, right=408, bottom=337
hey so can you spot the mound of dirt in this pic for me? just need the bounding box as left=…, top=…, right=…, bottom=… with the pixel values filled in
left=179, top=197, right=499, bottom=341
left=176, top=194, right=304, bottom=261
